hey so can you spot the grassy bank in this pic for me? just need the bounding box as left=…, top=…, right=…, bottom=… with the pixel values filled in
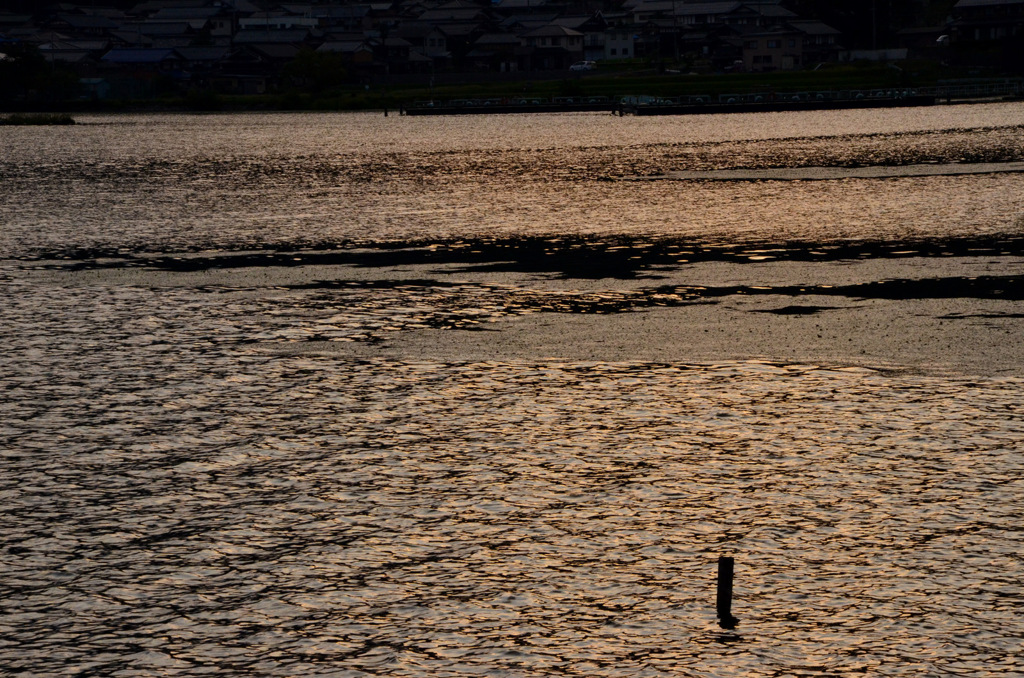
left=297, top=62, right=949, bottom=109
left=246, top=63, right=933, bottom=111
left=0, top=112, right=76, bottom=125
left=4, top=61, right=1011, bottom=114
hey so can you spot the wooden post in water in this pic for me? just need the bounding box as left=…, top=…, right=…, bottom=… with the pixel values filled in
left=717, top=556, right=738, bottom=629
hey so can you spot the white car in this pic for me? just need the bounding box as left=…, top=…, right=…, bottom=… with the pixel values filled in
left=569, top=61, right=597, bottom=72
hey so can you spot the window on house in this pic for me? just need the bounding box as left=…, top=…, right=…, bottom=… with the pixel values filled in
left=745, top=40, right=757, bottom=48
left=788, top=39, right=796, bottom=47
left=623, top=47, right=629, bottom=56
left=610, top=47, right=617, bottom=55
left=767, top=39, right=779, bottom=48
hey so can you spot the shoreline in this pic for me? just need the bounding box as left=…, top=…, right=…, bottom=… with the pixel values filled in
left=5, top=93, right=1016, bottom=117
left=263, top=258, right=1024, bottom=378
left=3, top=72, right=1020, bottom=116
left=19, top=236, right=1024, bottom=378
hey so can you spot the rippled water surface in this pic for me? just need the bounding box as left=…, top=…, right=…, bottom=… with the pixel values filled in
left=2, top=105, right=1024, bottom=676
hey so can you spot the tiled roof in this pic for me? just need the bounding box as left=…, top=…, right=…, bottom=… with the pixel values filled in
left=521, top=24, right=583, bottom=37
left=101, top=47, right=177, bottom=62
left=954, top=0, right=1024, bottom=6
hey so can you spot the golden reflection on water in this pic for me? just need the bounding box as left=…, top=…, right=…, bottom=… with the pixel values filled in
left=1, top=109, right=1024, bottom=676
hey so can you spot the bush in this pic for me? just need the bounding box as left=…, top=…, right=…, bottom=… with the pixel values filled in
left=184, top=88, right=223, bottom=111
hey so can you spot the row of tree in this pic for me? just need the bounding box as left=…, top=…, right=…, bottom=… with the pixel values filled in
left=785, top=0, right=957, bottom=49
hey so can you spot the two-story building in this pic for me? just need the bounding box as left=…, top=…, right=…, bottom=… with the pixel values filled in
left=519, top=24, right=583, bottom=70
left=734, top=19, right=840, bottom=71
left=604, top=26, right=637, bottom=60
left=951, top=0, right=1024, bottom=42
left=466, top=32, right=521, bottom=71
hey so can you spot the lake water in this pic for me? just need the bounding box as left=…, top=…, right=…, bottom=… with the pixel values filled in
left=2, top=105, right=1024, bottom=676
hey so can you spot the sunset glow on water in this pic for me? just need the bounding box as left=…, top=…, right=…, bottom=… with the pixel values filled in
left=2, top=104, right=1024, bottom=676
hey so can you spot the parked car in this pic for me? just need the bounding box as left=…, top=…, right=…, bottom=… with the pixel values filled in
left=569, top=60, right=596, bottom=72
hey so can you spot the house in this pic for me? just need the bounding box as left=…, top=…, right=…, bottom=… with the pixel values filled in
left=896, top=25, right=949, bottom=52
left=211, top=43, right=298, bottom=94
left=100, top=46, right=182, bottom=72
left=317, top=38, right=376, bottom=68
left=678, top=25, right=739, bottom=67
left=292, top=5, right=373, bottom=32
left=736, top=23, right=803, bottom=71
left=951, top=0, right=1024, bottom=42
left=79, top=76, right=112, bottom=99
left=148, top=7, right=233, bottom=40
left=36, top=38, right=106, bottom=75
left=49, top=13, right=120, bottom=38
left=237, top=14, right=319, bottom=32
left=554, top=13, right=608, bottom=61
left=108, top=28, right=156, bottom=48
left=741, top=2, right=798, bottom=27
left=394, top=22, right=451, bottom=60
left=121, top=21, right=197, bottom=48
left=365, top=36, right=431, bottom=74
left=494, top=0, right=551, bottom=11
left=734, top=19, right=840, bottom=71
left=519, top=24, right=583, bottom=70
left=415, top=6, right=494, bottom=26
left=149, top=7, right=219, bottom=23
left=466, top=31, right=521, bottom=71
left=788, top=19, right=841, bottom=65
left=629, top=0, right=675, bottom=23
left=99, top=46, right=186, bottom=95
left=630, top=1, right=796, bottom=28
left=127, top=1, right=235, bottom=17
left=233, top=28, right=316, bottom=46
left=632, top=18, right=681, bottom=61
left=174, top=44, right=229, bottom=78
left=501, top=14, right=560, bottom=34
left=553, top=13, right=608, bottom=34
left=245, top=43, right=301, bottom=67
left=432, top=22, right=485, bottom=68
left=604, top=25, right=637, bottom=60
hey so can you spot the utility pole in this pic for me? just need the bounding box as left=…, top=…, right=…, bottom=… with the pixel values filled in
left=872, top=0, right=878, bottom=50
left=673, top=0, right=679, bottom=62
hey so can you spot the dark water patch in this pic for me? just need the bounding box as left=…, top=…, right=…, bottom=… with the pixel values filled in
left=655, top=161, right=1024, bottom=182
left=28, top=234, right=1024, bottom=280
left=938, top=312, right=1024, bottom=319
left=753, top=305, right=847, bottom=315
left=657, top=275, right=1024, bottom=304
left=175, top=273, right=1024, bottom=345
left=830, top=275, right=1024, bottom=301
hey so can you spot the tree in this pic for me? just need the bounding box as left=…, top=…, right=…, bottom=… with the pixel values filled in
left=784, top=0, right=956, bottom=49
left=283, top=49, right=352, bottom=93
left=0, top=42, right=47, bottom=103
